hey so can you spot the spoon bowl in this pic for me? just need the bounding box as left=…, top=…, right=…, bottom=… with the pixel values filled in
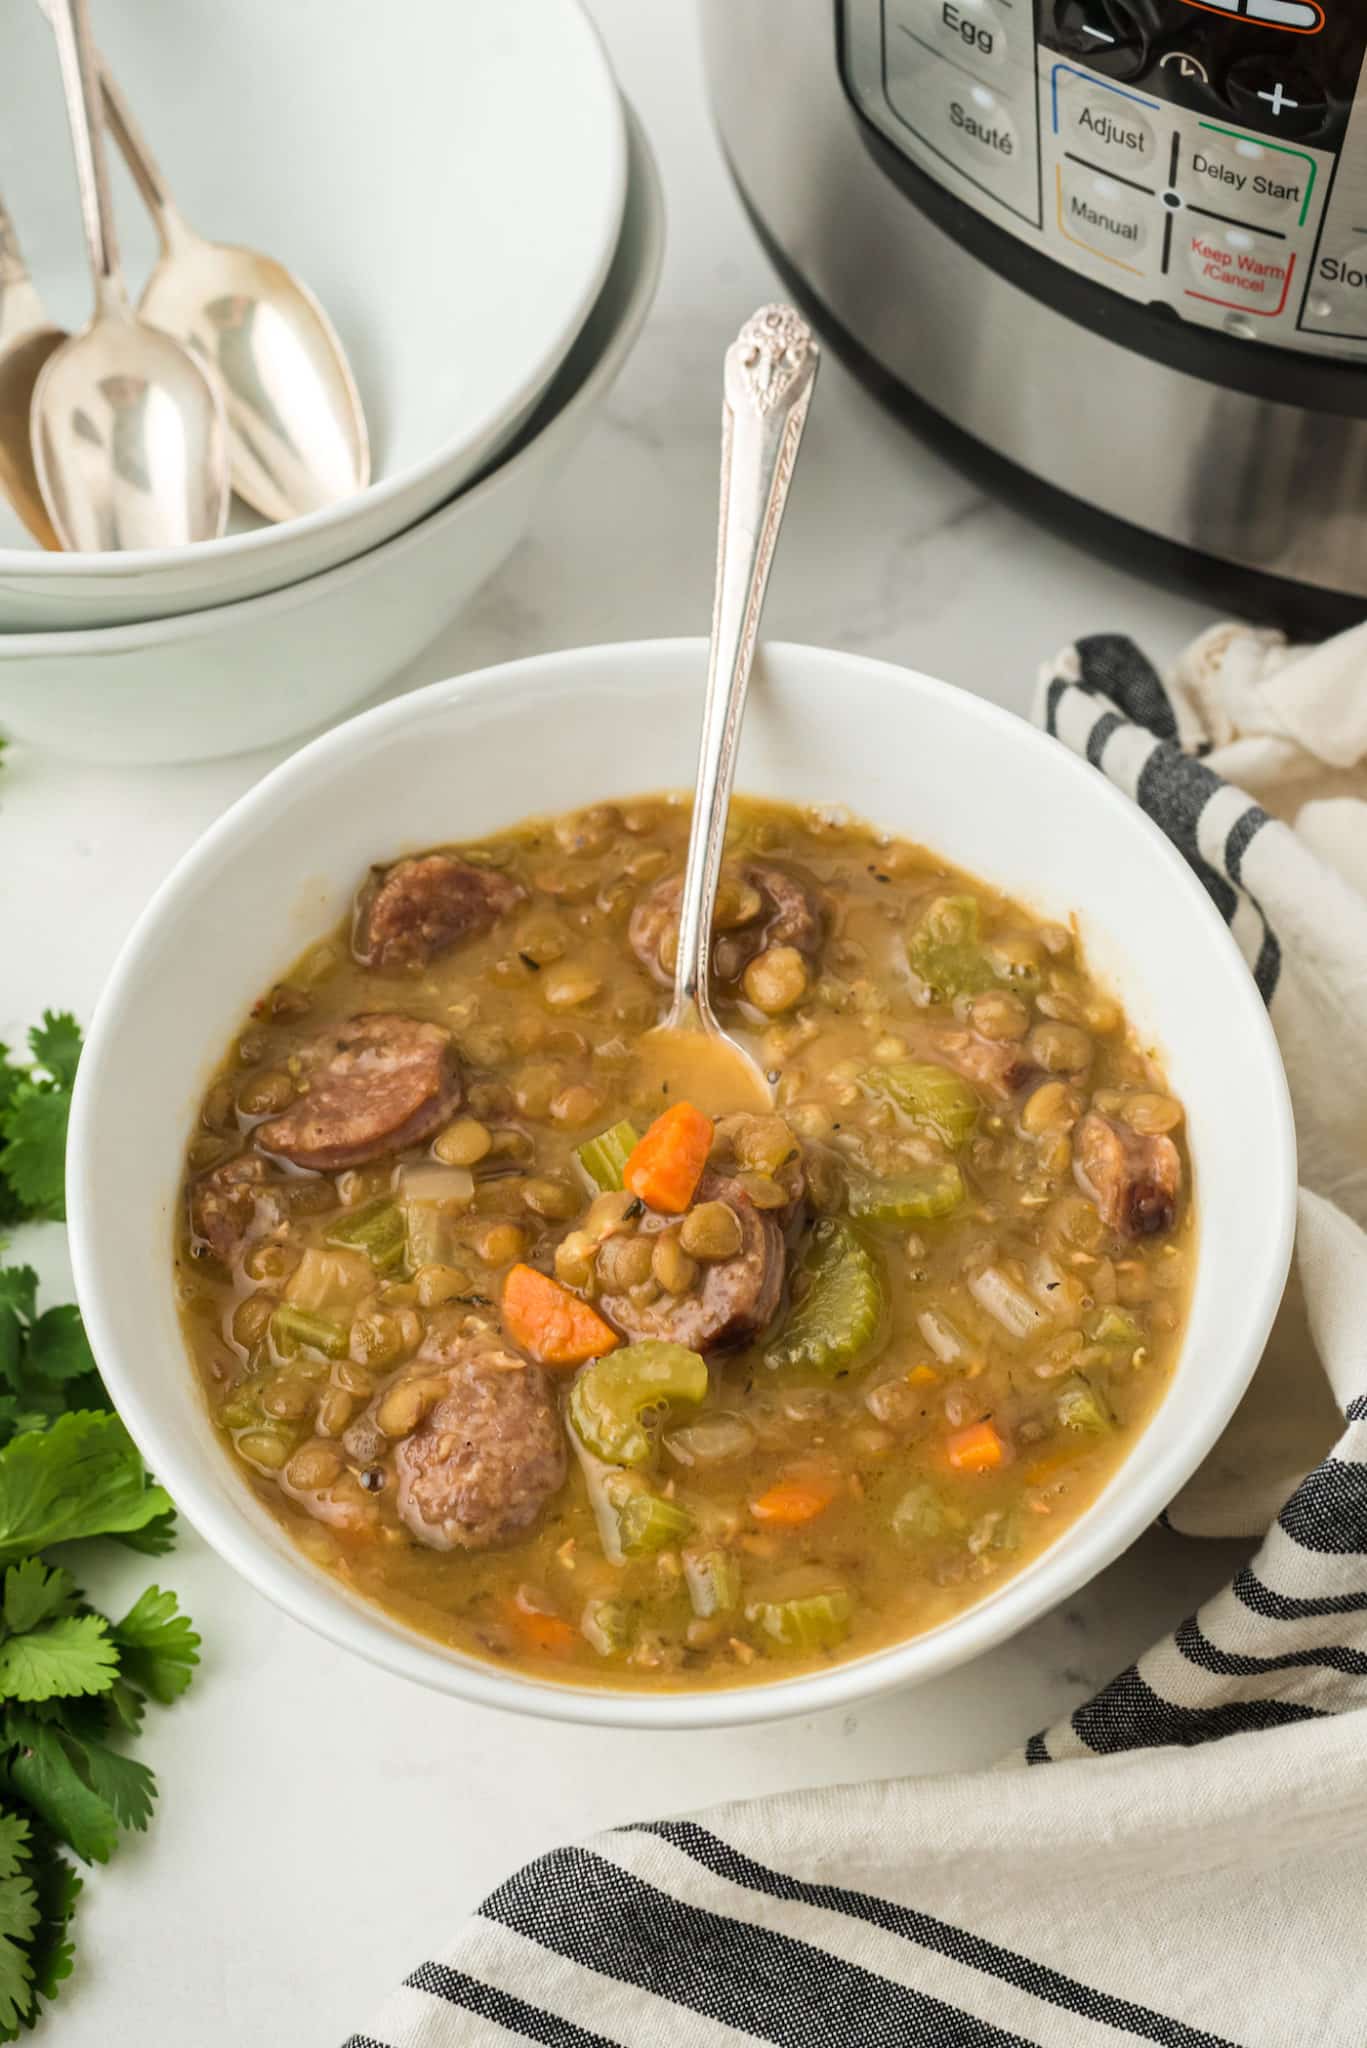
left=33, top=0, right=229, bottom=553
left=0, top=325, right=65, bottom=551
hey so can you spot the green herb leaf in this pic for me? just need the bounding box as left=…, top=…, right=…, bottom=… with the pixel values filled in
left=26, top=1018, right=81, bottom=1096
left=0, top=1414, right=172, bottom=1567
left=0, top=1811, right=39, bottom=2036
left=3, top=1713, right=120, bottom=1867
left=0, top=1619, right=118, bottom=1708
left=23, top=1828, right=79, bottom=2008
left=113, top=1588, right=200, bottom=1706
left=111, top=1509, right=178, bottom=1559
left=0, top=1015, right=84, bottom=1226
left=25, top=1309, right=98, bottom=1389
left=2, top=1563, right=78, bottom=1638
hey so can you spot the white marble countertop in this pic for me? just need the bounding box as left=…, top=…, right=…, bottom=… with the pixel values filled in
left=2, top=6, right=1248, bottom=2042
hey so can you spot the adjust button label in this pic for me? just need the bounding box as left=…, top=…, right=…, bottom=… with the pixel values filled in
left=1183, top=221, right=1296, bottom=317
left=1052, top=67, right=1159, bottom=176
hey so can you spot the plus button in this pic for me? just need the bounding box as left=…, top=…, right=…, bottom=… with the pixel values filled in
left=1256, top=80, right=1299, bottom=118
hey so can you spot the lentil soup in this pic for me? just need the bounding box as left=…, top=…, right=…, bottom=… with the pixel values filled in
left=176, top=795, right=1193, bottom=1689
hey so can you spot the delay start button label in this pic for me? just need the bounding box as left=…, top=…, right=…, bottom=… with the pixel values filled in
left=1184, top=223, right=1295, bottom=317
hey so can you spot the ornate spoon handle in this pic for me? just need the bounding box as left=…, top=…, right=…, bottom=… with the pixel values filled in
left=669, top=304, right=820, bottom=1029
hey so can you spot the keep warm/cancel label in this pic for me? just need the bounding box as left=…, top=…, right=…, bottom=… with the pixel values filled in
left=1185, top=227, right=1294, bottom=316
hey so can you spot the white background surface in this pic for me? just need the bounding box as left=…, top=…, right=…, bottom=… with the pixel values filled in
left=2, top=5, right=1249, bottom=2041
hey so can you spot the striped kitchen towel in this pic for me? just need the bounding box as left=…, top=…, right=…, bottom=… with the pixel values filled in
left=348, top=621, right=1367, bottom=2048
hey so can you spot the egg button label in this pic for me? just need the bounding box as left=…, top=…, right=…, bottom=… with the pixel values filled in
left=1184, top=222, right=1295, bottom=315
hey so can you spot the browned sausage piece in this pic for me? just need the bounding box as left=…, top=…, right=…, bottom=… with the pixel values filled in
left=392, top=1344, right=567, bottom=1552
left=598, top=1173, right=784, bottom=1352
left=188, top=1154, right=285, bottom=1267
left=256, top=1014, right=460, bottom=1172
left=1074, top=1112, right=1182, bottom=1239
left=629, top=860, right=828, bottom=993
left=354, top=853, right=525, bottom=969
left=940, top=1031, right=1038, bottom=1102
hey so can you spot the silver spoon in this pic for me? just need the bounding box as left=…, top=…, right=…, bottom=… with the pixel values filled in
left=96, top=49, right=370, bottom=523
left=31, top=0, right=229, bottom=553
left=0, top=193, right=66, bottom=549
left=638, top=303, right=819, bottom=1118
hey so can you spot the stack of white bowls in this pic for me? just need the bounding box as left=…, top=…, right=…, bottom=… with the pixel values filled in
left=0, top=0, right=662, bottom=763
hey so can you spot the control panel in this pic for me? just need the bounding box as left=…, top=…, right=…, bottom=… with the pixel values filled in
left=841, top=0, right=1367, bottom=356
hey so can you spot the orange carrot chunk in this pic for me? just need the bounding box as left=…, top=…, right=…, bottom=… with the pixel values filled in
left=624, top=1100, right=714, bottom=1215
left=946, top=1420, right=1006, bottom=1473
left=503, top=1592, right=576, bottom=1658
left=750, top=1475, right=840, bottom=1526
left=502, top=1264, right=620, bottom=1370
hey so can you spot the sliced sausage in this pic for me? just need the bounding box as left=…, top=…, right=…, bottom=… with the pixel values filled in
left=188, top=1154, right=285, bottom=1267
left=629, top=860, right=827, bottom=993
left=940, top=1030, right=1038, bottom=1102
left=391, top=1343, right=567, bottom=1552
left=354, top=853, right=525, bottom=970
left=598, top=1173, right=783, bottom=1352
left=256, top=1013, right=460, bottom=1172
left=1074, top=1112, right=1181, bottom=1239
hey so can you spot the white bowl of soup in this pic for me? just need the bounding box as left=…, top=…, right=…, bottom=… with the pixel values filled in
left=66, top=640, right=1296, bottom=1727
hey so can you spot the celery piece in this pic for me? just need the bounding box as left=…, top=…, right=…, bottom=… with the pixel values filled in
left=576, top=1120, right=641, bottom=1194
left=907, top=895, right=999, bottom=1000
left=220, top=1376, right=267, bottom=1430
left=867, top=1061, right=979, bottom=1149
left=581, top=1597, right=633, bottom=1656
left=402, top=1201, right=449, bottom=1271
left=763, top=1219, right=884, bottom=1377
left=849, top=1163, right=966, bottom=1227
left=617, top=1492, right=694, bottom=1558
left=270, top=1303, right=349, bottom=1361
left=1087, top=1306, right=1144, bottom=1348
left=1056, top=1373, right=1114, bottom=1433
left=890, top=1481, right=948, bottom=1543
left=326, top=1198, right=408, bottom=1276
left=683, top=1548, right=742, bottom=1619
left=747, top=1586, right=852, bottom=1654
left=568, top=1341, right=709, bottom=1466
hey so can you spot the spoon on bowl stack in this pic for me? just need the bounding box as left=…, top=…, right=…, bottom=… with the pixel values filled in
left=636, top=301, right=820, bottom=1118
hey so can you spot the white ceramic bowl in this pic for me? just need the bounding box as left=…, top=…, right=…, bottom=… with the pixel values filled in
left=68, top=638, right=1297, bottom=1729
left=0, top=110, right=662, bottom=765
left=0, top=0, right=626, bottom=630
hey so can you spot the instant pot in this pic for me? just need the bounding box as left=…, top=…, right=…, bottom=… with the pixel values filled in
left=702, top=1, right=1367, bottom=629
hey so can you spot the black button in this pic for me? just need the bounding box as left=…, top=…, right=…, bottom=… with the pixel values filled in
left=1224, top=54, right=1328, bottom=142
left=1048, top=1, right=1151, bottom=83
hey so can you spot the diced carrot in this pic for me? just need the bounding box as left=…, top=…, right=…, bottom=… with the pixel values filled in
left=501, top=1264, right=620, bottom=1369
left=750, top=1475, right=840, bottom=1526
left=907, top=1364, right=938, bottom=1387
left=1023, top=1449, right=1077, bottom=1488
left=624, top=1100, right=714, bottom=1214
left=946, top=1420, right=1006, bottom=1473
left=503, top=1592, right=576, bottom=1658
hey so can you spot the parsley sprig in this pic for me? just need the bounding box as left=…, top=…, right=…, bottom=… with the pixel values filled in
left=0, top=1015, right=200, bottom=2035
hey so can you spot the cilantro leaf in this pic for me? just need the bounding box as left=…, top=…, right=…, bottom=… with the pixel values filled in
left=25, top=1019, right=81, bottom=1097
left=112, top=1508, right=178, bottom=1558
left=62, top=1735, right=154, bottom=1837
left=2, top=1714, right=119, bottom=1867
left=23, top=1828, right=79, bottom=2009
left=0, top=1414, right=172, bottom=1566
left=0, top=1271, right=110, bottom=1454
left=113, top=1589, right=200, bottom=1705
left=0, top=1096, right=69, bottom=1226
left=0, top=1619, right=118, bottom=1707
left=103, top=1681, right=145, bottom=1738
left=0, top=1811, right=38, bottom=2037
left=1, top=1564, right=77, bottom=1638
left=25, top=1309, right=98, bottom=1389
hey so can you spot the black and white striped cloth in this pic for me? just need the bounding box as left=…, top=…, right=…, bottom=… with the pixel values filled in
left=349, top=626, right=1367, bottom=2048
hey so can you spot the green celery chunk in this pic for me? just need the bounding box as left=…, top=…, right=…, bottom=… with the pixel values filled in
left=568, top=1341, right=708, bottom=1466
left=220, top=1376, right=267, bottom=1430
left=576, top=1120, right=641, bottom=1193
left=581, top=1597, right=633, bottom=1656
left=1056, top=1373, right=1114, bottom=1433
left=402, top=1201, right=448, bottom=1270
left=867, top=1061, right=979, bottom=1149
left=618, top=1492, right=694, bottom=1557
left=907, top=895, right=999, bottom=1000
left=1087, top=1306, right=1144, bottom=1348
left=763, top=1219, right=884, bottom=1377
left=747, top=1586, right=852, bottom=1654
left=890, top=1480, right=949, bottom=1543
left=849, top=1163, right=966, bottom=1226
left=326, top=1198, right=408, bottom=1275
left=683, top=1548, right=742, bottom=1619
left=270, top=1303, right=349, bottom=1361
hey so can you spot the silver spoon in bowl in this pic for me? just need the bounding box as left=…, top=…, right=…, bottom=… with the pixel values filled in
left=94, top=49, right=371, bottom=523
left=636, top=303, right=820, bottom=1120
left=0, top=193, right=66, bottom=549
left=31, top=0, right=229, bottom=553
